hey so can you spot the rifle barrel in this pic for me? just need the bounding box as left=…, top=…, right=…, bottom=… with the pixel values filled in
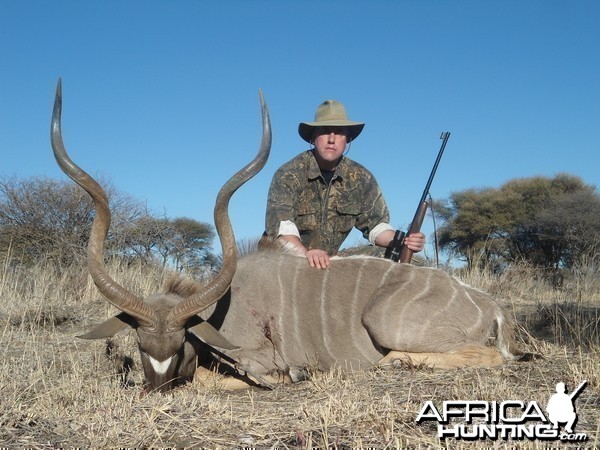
left=411, top=132, right=450, bottom=226
left=569, top=380, right=588, bottom=400
left=387, top=132, right=451, bottom=264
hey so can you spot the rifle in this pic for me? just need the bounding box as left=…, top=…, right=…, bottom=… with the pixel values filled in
left=384, top=132, right=450, bottom=263
left=569, top=380, right=587, bottom=400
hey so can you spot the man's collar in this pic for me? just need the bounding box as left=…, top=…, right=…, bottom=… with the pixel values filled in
left=306, top=150, right=349, bottom=181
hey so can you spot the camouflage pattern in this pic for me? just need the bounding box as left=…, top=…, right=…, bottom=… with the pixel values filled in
left=266, top=150, right=390, bottom=255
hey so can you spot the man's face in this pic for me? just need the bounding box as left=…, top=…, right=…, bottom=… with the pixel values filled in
left=312, top=126, right=348, bottom=168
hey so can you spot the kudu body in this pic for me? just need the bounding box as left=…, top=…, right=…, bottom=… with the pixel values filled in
left=52, top=81, right=525, bottom=392
left=197, top=250, right=525, bottom=383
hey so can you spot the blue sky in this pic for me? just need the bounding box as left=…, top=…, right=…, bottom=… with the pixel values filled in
left=1, top=1, right=598, bottom=259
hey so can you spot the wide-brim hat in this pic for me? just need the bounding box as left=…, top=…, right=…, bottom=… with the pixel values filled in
left=298, top=100, right=365, bottom=143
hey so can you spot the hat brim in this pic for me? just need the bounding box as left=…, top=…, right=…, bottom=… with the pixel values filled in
left=298, top=121, right=365, bottom=143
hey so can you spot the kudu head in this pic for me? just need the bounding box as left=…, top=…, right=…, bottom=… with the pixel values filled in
left=50, top=79, right=271, bottom=392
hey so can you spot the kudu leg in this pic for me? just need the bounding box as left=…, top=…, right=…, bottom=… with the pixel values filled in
left=378, top=345, right=504, bottom=369
left=193, top=365, right=292, bottom=391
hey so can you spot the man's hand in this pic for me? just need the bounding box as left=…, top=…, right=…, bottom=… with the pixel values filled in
left=404, top=232, right=426, bottom=252
left=376, top=229, right=426, bottom=253
left=306, top=249, right=330, bottom=269
left=278, top=235, right=330, bottom=269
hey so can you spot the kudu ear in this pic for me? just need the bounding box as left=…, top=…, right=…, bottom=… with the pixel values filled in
left=77, top=313, right=136, bottom=340
left=188, top=321, right=240, bottom=350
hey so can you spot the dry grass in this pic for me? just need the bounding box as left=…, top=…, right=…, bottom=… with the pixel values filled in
left=0, top=254, right=598, bottom=448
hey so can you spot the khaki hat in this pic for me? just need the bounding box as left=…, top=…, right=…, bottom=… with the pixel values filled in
left=298, top=100, right=365, bottom=143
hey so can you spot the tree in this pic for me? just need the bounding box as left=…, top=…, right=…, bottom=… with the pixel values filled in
left=0, top=176, right=217, bottom=271
left=169, top=217, right=215, bottom=271
left=438, top=174, right=599, bottom=270
left=119, top=215, right=215, bottom=272
left=0, top=176, right=143, bottom=265
left=116, top=215, right=172, bottom=264
left=534, top=189, right=600, bottom=269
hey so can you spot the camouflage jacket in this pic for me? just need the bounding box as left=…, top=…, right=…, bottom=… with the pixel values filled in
left=265, top=150, right=390, bottom=255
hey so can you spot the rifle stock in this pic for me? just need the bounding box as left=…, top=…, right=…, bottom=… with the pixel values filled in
left=385, top=132, right=450, bottom=264
left=398, top=200, right=428, bottom=263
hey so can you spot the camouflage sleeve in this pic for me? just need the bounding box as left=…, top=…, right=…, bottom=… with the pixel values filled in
left=265, top=168, right=299, bottom=238
left=355, top=174, right=391, bottom=240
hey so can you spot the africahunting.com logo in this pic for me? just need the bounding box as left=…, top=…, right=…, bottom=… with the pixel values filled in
left=416, top=380, right=588, bottom=442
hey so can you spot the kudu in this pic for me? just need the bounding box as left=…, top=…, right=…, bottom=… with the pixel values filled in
left=53, top=81, right=528, bottom=393
left=51, top=79, right=271, bottom=392
left=194, top=249, right=528, bottom=385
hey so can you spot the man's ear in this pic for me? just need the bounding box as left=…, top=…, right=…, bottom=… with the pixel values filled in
left=77, top=313, right=135, bottom=340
